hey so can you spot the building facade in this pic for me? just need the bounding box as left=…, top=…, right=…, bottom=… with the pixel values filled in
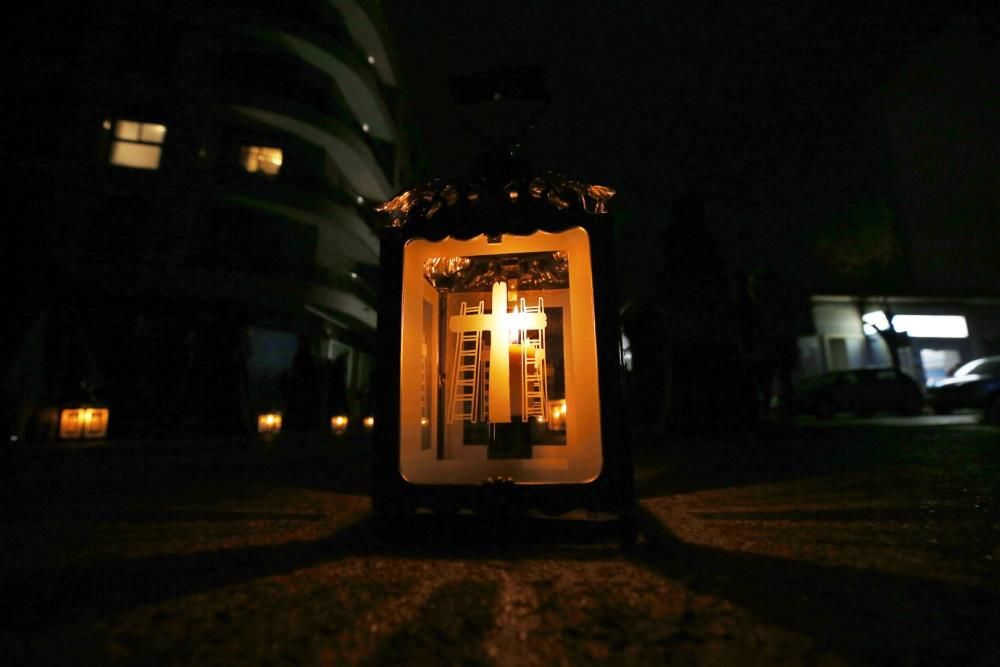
left=801, top=295, right=1000, bottom=387
left=6, top=0, right=407, bottom=440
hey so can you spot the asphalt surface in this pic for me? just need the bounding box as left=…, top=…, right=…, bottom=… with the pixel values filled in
left=1, top=417, right=998, bottom=666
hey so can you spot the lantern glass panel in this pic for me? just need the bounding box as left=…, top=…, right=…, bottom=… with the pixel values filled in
left=399, top=227, right=602, bottom=485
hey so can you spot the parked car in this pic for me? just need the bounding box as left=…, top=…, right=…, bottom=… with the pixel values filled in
left=791, top=368, right=923, bottom=418
left=926, top=355, right=1000, bottom=423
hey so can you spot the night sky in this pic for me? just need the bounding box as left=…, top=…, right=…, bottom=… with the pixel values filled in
left=383, top=0, right=998, bottom=292
left=6, top=0, right=997, bottom=295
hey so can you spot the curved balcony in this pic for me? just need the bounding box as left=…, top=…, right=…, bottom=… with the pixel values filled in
left=328, top=0, right=397, bottom=87
left=268, top=31, right=396, bottom=143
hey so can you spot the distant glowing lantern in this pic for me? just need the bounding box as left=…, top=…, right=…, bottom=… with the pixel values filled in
left=258, top=412, right=282, bottom=434
left=59, top=407, right=109, bottom=440
left=373, top=167, right=634, bottom=536
left=364, top=416, right=375, bottom=430
left=331, top=415, right=349, bottom=435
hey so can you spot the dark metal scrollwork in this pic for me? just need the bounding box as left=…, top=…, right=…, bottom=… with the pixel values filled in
left=377, top=172, right=615, bottom=225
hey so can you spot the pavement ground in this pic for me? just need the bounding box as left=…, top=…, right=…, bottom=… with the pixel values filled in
left=1, top=417, right=997, bottom=666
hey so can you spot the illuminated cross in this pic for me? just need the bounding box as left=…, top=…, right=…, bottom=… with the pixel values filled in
left=449, top=281, right=547, bottom=423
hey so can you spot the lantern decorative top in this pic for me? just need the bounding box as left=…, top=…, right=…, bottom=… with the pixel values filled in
left=376, top=172, right=615, bottom=227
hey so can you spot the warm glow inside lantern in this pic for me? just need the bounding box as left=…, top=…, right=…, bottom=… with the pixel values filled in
left=548, top=399, right=568, bottom=431
left=399, top=228, right=602, bottom=485
left=59, top=408, right=109, bottom=439
left=257, top=412, right=282, bottom=434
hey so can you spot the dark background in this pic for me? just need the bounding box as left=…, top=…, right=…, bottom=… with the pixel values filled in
left=7, top=0, right=998, bottom=305
left=382, top=0, right=999, bottom=296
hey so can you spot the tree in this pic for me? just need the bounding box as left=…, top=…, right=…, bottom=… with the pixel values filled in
left=818, top=200, right=908, bottom=370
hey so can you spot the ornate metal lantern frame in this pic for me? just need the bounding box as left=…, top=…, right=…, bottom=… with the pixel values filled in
left=373, top=168, right=634, bottom=535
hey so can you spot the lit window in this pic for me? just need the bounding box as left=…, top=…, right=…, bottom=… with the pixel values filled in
left=894, top=315, right=968, bottom=338
left=109, top=120, right=167, bottom=170
left=863, top=311, right=968, bottom=338
left=240, top=146, right=283, bottom=176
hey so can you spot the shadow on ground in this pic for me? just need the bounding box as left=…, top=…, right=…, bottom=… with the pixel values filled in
left=631, top=505, right=1000, bottom=666
left=2, top=422, right=998, bottom=665
left=3, top=506, right=997, bottom=666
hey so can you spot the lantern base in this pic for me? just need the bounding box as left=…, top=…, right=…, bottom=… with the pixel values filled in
left=371, top=504, right=638, bottom=548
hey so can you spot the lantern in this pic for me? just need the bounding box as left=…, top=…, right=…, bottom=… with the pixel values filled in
left=331, top=415, right=349, bottom=435
left=257, top=412, right=282, bottom=434
left=373, top=167, right=635, bottom=536
left=59, top=407, right=110, bottom=439
left=363, top=416, right=375, bottom=431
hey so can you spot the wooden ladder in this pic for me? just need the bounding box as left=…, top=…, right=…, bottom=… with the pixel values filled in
left=519, top=297, right=548, bottom=421
left=447, top=300, right=484, bottom=423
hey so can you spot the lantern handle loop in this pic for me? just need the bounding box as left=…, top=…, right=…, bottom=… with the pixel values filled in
left=450, top=66, right=550, bottom=158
